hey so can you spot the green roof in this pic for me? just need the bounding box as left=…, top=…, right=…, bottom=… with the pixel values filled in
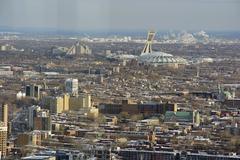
left=164, top=111, right=193, bottom=122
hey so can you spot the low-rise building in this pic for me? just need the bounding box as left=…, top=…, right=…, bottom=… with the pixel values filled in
left=99, top=100, right=177, bottom=115
left=164, top=110, right=200, bottom=126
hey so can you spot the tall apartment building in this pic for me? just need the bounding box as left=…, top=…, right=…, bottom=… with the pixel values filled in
left=65, top=78, right=78, bottom=96
left=28, top=106, right=41, bottom=130
left=0, top=104, right=8, bottom=127
left=25, top=84, right=41, bottom=100
left=63, top=94, right=70, bottom=111
left=0, top=122, right=7, bottom=158
left=66, top=41, right=92, bottom=55
left=85, top=93, right=92, bottom=108
left=69, top=93, right=92, bottom=110
left=50, top=97, right=64, bottom=114
left=43, top=93, right=91, bottom=113
left=34, top=110, right=52, bottom=131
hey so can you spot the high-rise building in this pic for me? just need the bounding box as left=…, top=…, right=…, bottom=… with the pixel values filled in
left=25, top=84, right=41, bottom=100
left=25, top=85, right=31, bottom=97
left=0, top=104, right=8, bottom=127
left=85, top=93, right=91, bottom=108
left=69, top=93, right=92, bottom=110
left=34, top=109, right=51, bottom=131
left=43, top=94, right=69, bottom=113
left=98, top=75, right=104, bottom=84
left=28, top=106, right=52, bottom=132
left=0, top=122, right=7, bottom=158
left=67, top=41, right=92, bottom=55
left=34, top=85, right=41, bottom=99
left=63, top=94, right=70, bottom=111
left=50, top=97, right=64, bottom=114
left=65, top=78, right=78, bottom=96
left=28, top=106, right=41, bottom=130
left=69, top=96, right=85, bottom=110
left=112, top=66, right=120, bottom=73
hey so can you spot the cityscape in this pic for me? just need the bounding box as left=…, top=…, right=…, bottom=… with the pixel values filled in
left=0, top=0, right=240, bottom=160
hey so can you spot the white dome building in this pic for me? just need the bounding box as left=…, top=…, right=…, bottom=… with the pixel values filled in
left=138, top=31, right=187, bottom=67
left=138, top=51, right=187, bottom=66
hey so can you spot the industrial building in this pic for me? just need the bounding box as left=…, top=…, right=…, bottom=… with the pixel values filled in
left=99, top=100, right=177, bottom=115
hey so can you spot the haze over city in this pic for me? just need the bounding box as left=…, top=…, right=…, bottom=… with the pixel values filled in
left=0, top=0, right=240, bottom=160
left=0, top=0, right=240, bottom=32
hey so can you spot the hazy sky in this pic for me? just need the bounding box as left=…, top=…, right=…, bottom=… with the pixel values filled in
left=0, top=0, right=240, bottom=31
